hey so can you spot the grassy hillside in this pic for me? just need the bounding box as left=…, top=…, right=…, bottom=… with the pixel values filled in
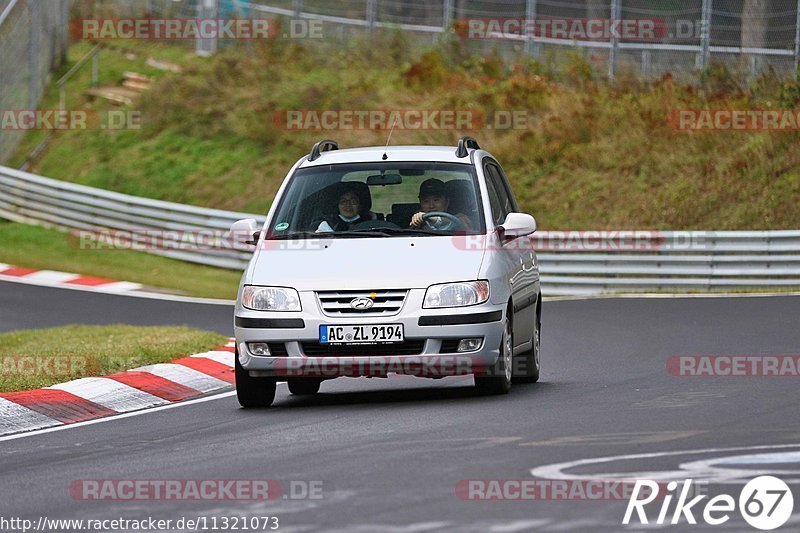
left=10, top=37, right=800, bottom=229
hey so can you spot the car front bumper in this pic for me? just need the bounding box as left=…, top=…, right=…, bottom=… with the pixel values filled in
left=234, top=290, right=505, bottom=379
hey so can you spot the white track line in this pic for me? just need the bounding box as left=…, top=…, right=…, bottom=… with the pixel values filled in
left=0, top=398, right=62, bottom=436
left=77, top=281, right=144, bottom=292
left=48, top=377, right=168, bottom=412
left=543, top=291, right=800, bottom=302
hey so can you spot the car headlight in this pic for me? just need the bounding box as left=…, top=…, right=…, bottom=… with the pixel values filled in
left=423, top=281, right=489, bottom=308
left=242, top=286, right=301, bottom=311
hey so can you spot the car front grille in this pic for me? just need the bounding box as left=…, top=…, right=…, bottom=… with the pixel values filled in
left=316, top=289, right=408, bottom=316
left=301, top=340, right=424, bottom=356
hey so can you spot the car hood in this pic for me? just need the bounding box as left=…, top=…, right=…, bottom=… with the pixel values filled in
left=248, top=235, right=487, bottom=291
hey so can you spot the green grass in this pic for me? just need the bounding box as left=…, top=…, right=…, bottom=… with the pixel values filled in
left=9, top=35, right=800, bottom=232
left=0, top=325, right=228, bottom=392
left=0, top=221, right=242, bottom=300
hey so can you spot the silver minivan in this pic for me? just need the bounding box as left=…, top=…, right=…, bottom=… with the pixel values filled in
left=231, top=137, right=541, bottom=407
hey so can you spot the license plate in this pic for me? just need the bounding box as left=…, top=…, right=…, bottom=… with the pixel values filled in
left=320, top=324, right=404, bottom=345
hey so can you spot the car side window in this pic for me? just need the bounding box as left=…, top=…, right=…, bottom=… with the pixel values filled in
left=483, top=164, right=507, bottom=227
left=487, top=164, right=515, bottom=216
left=491, top=163, right=519, bottom=213
left=485, top=162, right=516, bottom=226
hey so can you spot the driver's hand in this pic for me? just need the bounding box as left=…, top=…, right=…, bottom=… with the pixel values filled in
left=410, top=212, right=425, bottom=228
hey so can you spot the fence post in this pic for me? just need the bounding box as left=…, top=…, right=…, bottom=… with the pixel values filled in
left=443, top=0, right=454, bottom=32
left=525, top=0, right=538, bottom=57
left=608, top=0, right=620, bottom=80
left=196, top=0, right=218, bottom=56
left=59, top=0, right=68, bottom=66
left=292, top=0, right=303, bottom=17
left=92, top=53, right=99, bottom=87
left=795, top=0, right=800, bottom=74
left=366, top=0, right=377, bottom=33
left=28, top=0, right=41, bottom=111
left=699, top=0, right=712, bottom=70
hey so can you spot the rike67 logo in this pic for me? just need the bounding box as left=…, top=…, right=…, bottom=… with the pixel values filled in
left=624, top=476, right=794, bottom=530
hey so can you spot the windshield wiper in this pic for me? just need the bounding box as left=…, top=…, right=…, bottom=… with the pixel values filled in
left=337, top=228, right=445, bottom=237
left=269, top=231, right=328, bottom=240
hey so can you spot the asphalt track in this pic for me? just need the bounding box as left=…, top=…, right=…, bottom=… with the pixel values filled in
left=1, top=281, right=799, bottom=532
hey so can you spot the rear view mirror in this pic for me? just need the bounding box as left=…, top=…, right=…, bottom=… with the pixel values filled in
left=366, top=174, right=403, bottom=186
left=499, top=213, right=537, bottom=239
left=229, top=218, right=260, bottom=245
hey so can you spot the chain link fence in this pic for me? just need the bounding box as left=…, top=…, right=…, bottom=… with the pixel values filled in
left=239, top=0, right=800, bottom=79
left=0, top=0, right=70, bottom=164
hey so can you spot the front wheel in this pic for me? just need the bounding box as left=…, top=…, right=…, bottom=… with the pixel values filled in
left=474, top=311, right=513, bottom=395
left=513, top=300, right=541, bottom=383
left=235, top=349, right=276, bottom=408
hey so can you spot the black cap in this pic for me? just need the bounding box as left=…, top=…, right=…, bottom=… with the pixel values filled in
left=418, top=178, right=446, bottom=198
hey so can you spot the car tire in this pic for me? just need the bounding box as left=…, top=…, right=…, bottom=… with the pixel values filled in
left=235, top=348, right=277, bottom=408
left=513, top=295, right=541, bottom=383
left=287, top=379, right=322, bottom=395
left=474, top=310, right=513, bottom=395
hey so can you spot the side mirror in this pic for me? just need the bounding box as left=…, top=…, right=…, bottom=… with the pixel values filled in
left=499, top=213, right=537, bottom=239
left=229, top=218, right=260, bottom=245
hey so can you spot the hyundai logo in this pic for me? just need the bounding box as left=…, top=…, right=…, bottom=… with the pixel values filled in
left=350, top=297, right=374, bottom=310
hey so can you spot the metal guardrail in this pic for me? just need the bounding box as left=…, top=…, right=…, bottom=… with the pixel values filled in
left=0, top=165, right=265, bottom=271
left=1, top=165, right=799, bottom=295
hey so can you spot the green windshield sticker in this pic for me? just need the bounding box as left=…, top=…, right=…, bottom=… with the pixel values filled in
left=275, top=222, right=289, bottom=231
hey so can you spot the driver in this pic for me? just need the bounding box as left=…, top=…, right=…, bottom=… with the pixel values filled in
left=409, top=178, right=472, bottom=230
left=316, top=182, right=375, bottom=232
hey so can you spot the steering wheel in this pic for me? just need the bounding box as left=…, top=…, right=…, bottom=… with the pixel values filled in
left=422, top=211, right=465, bottom=231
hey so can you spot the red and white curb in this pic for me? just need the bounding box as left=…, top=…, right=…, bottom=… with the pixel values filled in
left=0, top=263, right=143, bottom=293
left=0, top=339, right=236, bottom=437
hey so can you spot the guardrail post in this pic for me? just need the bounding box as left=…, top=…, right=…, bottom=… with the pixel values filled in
left=525, top=0, right=539, bottom=57
left=366, top=0, right=377, bottom=33
left=608, top=0, right=620, bottom=80
left=292, top=0, right=303, bottom=18
left=699, top=0, right=712, bottom=70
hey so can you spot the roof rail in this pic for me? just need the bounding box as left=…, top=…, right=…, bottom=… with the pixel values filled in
left=455, top=136, right=480, bottom=158
left=308, top=139, right=339, bottom=161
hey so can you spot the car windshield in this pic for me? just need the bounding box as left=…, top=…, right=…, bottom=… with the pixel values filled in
left=266, top=162, right=485, bottom=238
